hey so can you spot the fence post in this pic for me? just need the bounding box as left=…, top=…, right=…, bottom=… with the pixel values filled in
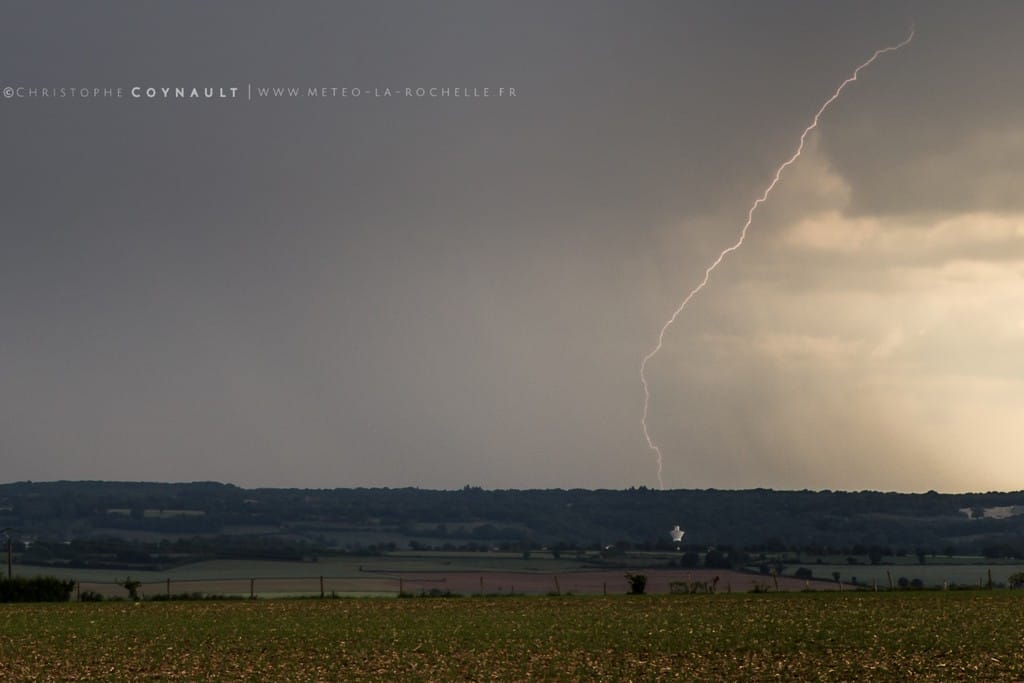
left=250, top=578, right=255, bottom=600
left=479, top=576, right=483, bottom=596
left=166, top=578, right=171, bottom=598
left=399, top=578, right=404, bottom=596
left=320, top=576, right=324, bottom=599
left=553, top=575, right=560, bottom=595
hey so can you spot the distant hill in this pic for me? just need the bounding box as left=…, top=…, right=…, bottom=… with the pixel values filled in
left=1, top=481, right=1023, bottom=568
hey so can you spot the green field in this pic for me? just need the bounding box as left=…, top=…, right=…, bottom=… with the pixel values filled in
left=2, top=592, right=1023, bottom=681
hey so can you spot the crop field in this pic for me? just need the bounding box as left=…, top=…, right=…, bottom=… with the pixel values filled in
left=48, top=568, right=832, bottom=600
left=20, top=553, right=834, bottom=599
left=17, top=551, right=1024, bottom=603
left=2, top=592, right=1023, bottom=681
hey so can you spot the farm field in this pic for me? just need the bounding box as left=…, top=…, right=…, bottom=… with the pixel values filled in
left=12, top=551, right=600, bottom=583
left=2, top=592, right=1024, bottom=681
left=16, top=550, right=1024, bottom=598
left=32, top=567, right=833, bottom=600
left=13, top=555, right=833, bottom=599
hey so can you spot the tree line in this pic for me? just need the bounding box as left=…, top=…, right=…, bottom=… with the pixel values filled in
left=2, top=481, right=1023, bottom=566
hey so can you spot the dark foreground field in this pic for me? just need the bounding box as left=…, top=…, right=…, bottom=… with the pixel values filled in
left=2, top=592, right=1023, bottom=681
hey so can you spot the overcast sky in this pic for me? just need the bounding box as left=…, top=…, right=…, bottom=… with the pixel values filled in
left=2, top=1, right=1022, bottom=492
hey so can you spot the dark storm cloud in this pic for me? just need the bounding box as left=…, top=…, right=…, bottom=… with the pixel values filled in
left=820, top=4, right=1024, bottom=216
left=1, top=1, right=1022, bottom=490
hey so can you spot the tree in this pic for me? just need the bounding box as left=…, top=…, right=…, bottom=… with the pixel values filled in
left=1009, top=572, right=1024, bottom=589
left=625, top=573, right=647, bottom=595
left=120, top=577, right=142, bottom=601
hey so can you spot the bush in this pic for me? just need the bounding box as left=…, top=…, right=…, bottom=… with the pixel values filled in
left=0, top=576, right=76, bottom=603
left=79, top=590, right=104, bottom=602
left=399, top=588, right=461, bottom=598
left=150, top=592, right=240, bottom=601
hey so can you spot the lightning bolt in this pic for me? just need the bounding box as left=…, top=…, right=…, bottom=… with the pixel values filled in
left=640, top=26, right=915, bottom=490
